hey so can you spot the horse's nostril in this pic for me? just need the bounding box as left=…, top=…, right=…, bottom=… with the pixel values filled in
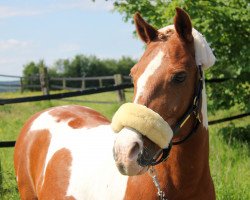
left=117, top=163, right=127, bottom=175
left=128, top=142, right=141, bottom=160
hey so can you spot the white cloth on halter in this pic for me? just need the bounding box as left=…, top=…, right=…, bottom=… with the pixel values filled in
left=159, top=25, right=216, bottom=70
left=111, top=103, right=173, bottom=148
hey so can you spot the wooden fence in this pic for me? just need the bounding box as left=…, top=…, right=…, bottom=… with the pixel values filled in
left=49, top=74, right=130, bottom=102
left=0, top=66, right=236, bottom=103
left=0, top=72, right=132, bottom=102
left=51, top=76, right=114, bottom=90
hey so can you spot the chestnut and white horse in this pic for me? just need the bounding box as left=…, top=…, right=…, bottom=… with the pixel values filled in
left=14, top=8, right=216, bottom=200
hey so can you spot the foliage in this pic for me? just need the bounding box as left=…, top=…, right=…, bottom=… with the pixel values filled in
left=22, top=60, right=57, bottom=91
left=22, top=61, right=39, bottom=78
left=52, top=55, right=136, bottom=88
left=22, top=61, right=40, bottom=91
left=113, top=0, right=250, bottom=112
left=52, top=54, right=136, bottom=77
left=219, top=123, right=250, bottom=143
left=22, top=55, right=136, bottom=89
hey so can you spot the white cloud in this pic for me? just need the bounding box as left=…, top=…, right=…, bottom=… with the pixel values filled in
left=59, top=43, right=81, bottom=53
left=0, top=39, right=31, bottom=50
left=51, top=1, right=114, bottom=11
left=0, top=1, right=114, bottom=19
left=0, top=6, right=43, bottom=19
left=0, top=57, right=16, bottom=65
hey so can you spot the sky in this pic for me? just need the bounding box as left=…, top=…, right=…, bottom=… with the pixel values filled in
left=0, top=0, right=144, bottom=77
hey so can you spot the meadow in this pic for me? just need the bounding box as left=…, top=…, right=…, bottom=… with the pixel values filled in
left=0, top=90, right=249, bottom=200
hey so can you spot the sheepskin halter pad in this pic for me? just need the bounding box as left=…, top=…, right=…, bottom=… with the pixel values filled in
left=111, top=103, right=173, bottom=148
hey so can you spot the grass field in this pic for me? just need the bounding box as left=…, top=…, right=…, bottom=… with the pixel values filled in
left=0, top=90, right=249, bottom=199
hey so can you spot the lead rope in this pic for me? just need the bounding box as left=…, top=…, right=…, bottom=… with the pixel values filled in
left=149, top=167, right=168, bottom=200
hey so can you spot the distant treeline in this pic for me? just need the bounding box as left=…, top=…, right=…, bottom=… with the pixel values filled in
left=22, top=54, right=137, bottom=89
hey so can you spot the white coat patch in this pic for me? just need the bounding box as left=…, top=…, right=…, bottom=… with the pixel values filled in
left=134, top=50, right=164, bottom=103
left=30, top=110, right=128, bottom=200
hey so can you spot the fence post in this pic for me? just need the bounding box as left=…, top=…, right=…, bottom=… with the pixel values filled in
left=81, top=77, right=86, bottom=90
left=39, top=64, right=50, bottom=95
left=114, top=74, right=125, bottom=102
left=99, top=78, right=103, bottom=87
left=20, top=77, right=24, bottom=93
left=62, top=78, right=66, bottom=90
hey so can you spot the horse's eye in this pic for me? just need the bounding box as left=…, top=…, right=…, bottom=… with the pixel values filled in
left=172, top=72, right=187, bottom=83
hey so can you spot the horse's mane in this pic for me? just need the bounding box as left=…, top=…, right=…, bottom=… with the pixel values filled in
left=159, top=25, right=216, bottom=70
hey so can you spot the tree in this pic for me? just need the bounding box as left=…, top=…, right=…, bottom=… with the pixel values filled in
left=23, top=61, right=39, bottom=78
left=116, top=56, right=136, bottom=75
left=22, top=61, right=40, bottom=90
left=113, top=0, right=250, bottom=112
left=51, top=54, right=136, bottom=88
left=23, top=60, right=57, bottom=91
left=54, top=55, right=105, bottom=77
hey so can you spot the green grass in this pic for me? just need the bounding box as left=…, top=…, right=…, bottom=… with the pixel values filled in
left=209, top=126, right=249, bottom=199
left=0, top=90, right=249, bottom=199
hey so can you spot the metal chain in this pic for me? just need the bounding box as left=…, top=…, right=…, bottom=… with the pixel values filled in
left=148, top=167, right=168, bottom=200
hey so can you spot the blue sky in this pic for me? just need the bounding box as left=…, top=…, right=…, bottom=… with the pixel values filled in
left=0, top=0, right=144, bottom=76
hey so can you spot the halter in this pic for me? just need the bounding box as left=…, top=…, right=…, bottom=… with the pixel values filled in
left=137, top=65, right=203, bottom=167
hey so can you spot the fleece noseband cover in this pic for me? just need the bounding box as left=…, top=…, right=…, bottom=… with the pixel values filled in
left=111, top=103, right=173, bottom=148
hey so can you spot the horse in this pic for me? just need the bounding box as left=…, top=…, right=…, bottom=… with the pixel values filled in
left=14, top=8, right=216, bottom=199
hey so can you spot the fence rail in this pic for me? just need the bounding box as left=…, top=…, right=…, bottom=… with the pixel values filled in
left=0, top=74, right=21, bottom=78
left=0, top=83, right=133, bottom=105
left=0, top=74, right=132, bottom=93
left=0, top=84, right=21, bottom=87
left=0, top=73, right=237, bottom=94
left=51, top=76, right=114, bottom=81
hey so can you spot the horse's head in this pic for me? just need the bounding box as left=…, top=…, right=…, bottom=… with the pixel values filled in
left=112, top=8, right=215, bottom=176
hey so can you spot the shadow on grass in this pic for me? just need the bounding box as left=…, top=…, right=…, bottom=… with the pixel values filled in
left=219, top=123, right=250, bottom=144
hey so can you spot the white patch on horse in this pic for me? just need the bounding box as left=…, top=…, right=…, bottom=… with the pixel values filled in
left=134, top=50, right=164, bottom=103
left=113, top=127, right=143, bottom=169
left=30, top=109, right=128, bottom=200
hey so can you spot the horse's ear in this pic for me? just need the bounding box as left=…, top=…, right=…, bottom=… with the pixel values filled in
left=174, top=8, right=193, bottom=42
left=134, top=12, right=158, bottom=44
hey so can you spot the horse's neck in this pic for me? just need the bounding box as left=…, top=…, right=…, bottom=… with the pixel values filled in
left=160, top=116, right=213, bottom=197
left=166, top=123, right=210, bottom=176
left=165, top=78, right=210, bottom=172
